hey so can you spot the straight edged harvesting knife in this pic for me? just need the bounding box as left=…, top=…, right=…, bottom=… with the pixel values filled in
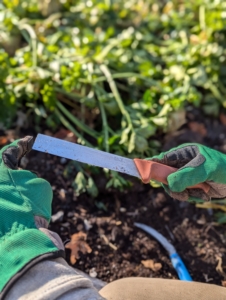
left=32, top=134, right=210, bottom=192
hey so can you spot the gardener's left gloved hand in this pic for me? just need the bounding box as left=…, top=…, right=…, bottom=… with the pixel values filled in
left=149, top=143, right=226, bottom=202
left=0, top=136, right=64, bottom=298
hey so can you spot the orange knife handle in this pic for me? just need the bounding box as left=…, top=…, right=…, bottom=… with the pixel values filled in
left=133, top=158, right=210, bottom=194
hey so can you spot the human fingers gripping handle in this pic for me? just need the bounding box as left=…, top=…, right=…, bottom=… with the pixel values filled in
left=0, top=136, right=65, bottom=298
left=1, top=136, right=34, bottom=169
left=150, top=144, right=205, bottom=169
left=146, top=144, right=226, bottom=201
left=133, top=159, right=210, bottom=193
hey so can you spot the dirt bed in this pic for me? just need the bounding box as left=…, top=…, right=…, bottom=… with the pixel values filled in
left=23, top=109, right=226, bottom=286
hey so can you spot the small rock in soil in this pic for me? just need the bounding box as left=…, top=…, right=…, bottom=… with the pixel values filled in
left=60, top=158, right=67, bottom=164
left=67, top=212, right=75, bottom=218
left=120, top=207, right=126, bottom=213
left=62, top=222, right=70, bottom=227
left=59, top=188, right=66, bottom=200
left=89, top=268, right=97, bottom=278
left=51, top=210, right=64, bottom=223
left=84, top=219, right=92, bottom=231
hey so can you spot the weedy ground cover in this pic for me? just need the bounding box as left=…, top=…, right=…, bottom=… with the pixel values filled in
left=1, top=0, right=226, bottom=208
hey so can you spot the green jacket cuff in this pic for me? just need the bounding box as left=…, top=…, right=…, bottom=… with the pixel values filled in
left=0, top=229, right=64, bottom=298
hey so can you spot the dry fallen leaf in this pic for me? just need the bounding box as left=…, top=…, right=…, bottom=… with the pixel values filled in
left=141, top=259, right=162, bottom=271
left=65, top=232, right=92, bottom=264
left=215, top=255, right=226, bottom=279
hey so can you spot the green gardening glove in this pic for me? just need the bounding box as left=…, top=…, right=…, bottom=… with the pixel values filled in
left=149, top=144, right=226, bottom=202
left=0, top=136, right=64, bottom=298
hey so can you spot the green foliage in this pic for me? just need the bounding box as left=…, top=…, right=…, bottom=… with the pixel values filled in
left=106, top=170, right=132, bottom=192
left=1, top=0, right=226, bottom=147
left=64, top=161, right=99, bottom=197
left=215, top=212, right=226, bottom=224
left=1, top=0, right=226, bottom=196
left=73, top=171, right=99, bottom=198
left=0, top=50, right=16, bottom=127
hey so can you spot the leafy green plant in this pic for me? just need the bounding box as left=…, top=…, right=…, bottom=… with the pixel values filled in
left=73, top=172, right=98, bottom=198
left=105, top=170, right=132, bottom=191
left=63, top=161, right=99, bottom=197
left=63, top=160, right=132, bottom=197
left=1, top=0, right=226, bottom=195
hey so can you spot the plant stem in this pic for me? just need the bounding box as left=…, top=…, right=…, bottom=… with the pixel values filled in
left=208, top=81, right=224, bottom=103
left=95, top=87, right=109, bottom=152
left=57, top=95, right=78, bottom=109
left=19, top=23, right=37, bottom=67
left=108, top=127, right=116, bottom=135
left=54, top=87, right=82, bottom=101
left=79, top=72, right=161, bottom=89
left=56, top=101, right=99, bottom=139
left=199, top=5, right=206, bottom=31
left=55, top=109, right=93, bottom=147
left=100, top=64, right=133, bottom=130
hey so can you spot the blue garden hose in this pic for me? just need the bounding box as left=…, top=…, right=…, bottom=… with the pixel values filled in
left=134, top=222, right=192, bottom=281
left=170, top=253, right=192, bottom=281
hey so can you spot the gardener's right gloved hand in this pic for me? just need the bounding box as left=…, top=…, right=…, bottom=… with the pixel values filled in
left=149, top=144, right=226, bottom=202
left=0, top=136, right=64, bottom=299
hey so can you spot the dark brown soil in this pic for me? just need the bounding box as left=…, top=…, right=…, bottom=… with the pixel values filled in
left=23, top=108, right=226, bottom=287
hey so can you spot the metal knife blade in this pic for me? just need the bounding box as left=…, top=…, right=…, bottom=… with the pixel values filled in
left=32, top=134, right=141, bottom=179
